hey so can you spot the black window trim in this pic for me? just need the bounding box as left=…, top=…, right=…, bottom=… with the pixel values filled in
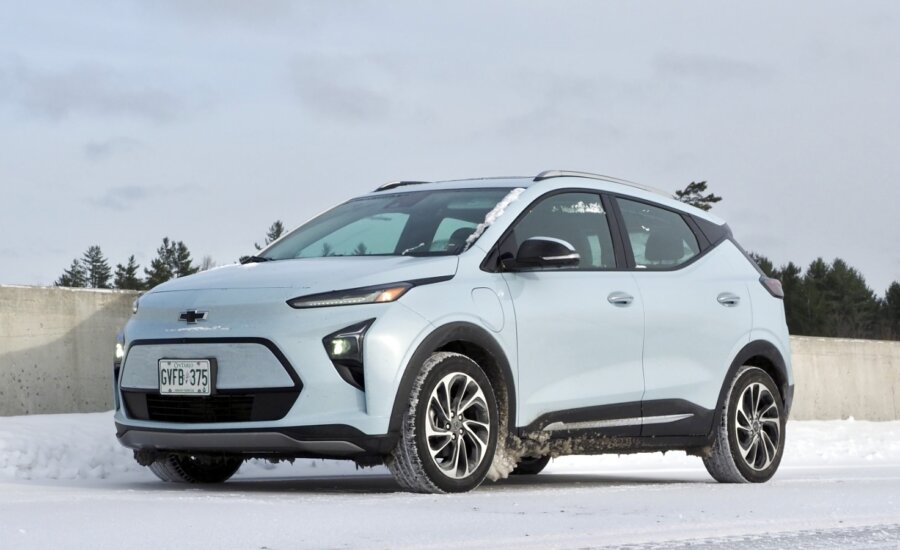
left=480, top=187, right=624, bottom=273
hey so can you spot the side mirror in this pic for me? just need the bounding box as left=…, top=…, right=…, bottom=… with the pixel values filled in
left=502, top=237, right=580, bottom=271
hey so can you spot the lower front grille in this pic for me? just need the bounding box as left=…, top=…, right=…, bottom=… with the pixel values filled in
left=146, top=394, right=255, bottom=423
left=123, top=391, right=299, bottom=423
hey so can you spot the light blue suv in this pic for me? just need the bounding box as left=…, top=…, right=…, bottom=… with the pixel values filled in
left=114, top=170, right=793, bottom=493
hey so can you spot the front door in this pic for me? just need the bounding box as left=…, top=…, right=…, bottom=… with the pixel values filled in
left=498, top=191, right=645, bottom=431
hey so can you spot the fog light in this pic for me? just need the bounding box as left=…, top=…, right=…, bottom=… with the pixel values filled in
left=330, top=337, right=356, bottom=358
left=323, top=319, right=375, bottom=391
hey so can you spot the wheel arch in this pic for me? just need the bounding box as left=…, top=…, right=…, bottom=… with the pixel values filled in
left=388, top=322, right=516, bottom=438
left=713, top=339, right=793, bottom=433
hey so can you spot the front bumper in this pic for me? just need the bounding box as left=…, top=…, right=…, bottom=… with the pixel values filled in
left=115, top=422, right=398, bottom=459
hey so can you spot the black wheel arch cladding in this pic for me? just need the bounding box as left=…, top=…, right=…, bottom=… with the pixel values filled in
left=388, top=322, right=516, bottom=435
left=713, top=339, right=792, bottom=433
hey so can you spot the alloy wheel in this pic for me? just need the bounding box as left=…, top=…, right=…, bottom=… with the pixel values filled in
left=734, top=382, right=781, bottom=471
left=424, top=372, right=492, bottom=479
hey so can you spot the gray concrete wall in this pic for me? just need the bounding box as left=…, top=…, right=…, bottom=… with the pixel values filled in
left=790, top=336, right=900, bottom=421
left=1, top=286, right=899, bottom=419
left=0, top=285, right=137, bottom=416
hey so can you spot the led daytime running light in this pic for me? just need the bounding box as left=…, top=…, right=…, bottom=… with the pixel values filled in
left=288, top=283, right=412, bottom=309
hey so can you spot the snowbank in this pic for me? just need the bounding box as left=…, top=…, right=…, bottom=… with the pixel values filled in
left=0, top=412, right=136, bottom=480
left=1, top=411, right=898, bottom=482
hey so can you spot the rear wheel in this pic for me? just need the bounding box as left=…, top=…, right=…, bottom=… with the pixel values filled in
left=704, top=366, right=785, bottom=483
left=511, top=455, right=551, bottom=476
left=387, top=352, right=499, bottom=494
left=148, top=453, right=243, bottom=483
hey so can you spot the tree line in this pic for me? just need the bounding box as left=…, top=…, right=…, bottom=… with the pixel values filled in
left=55, top=221, right=285, bottom=291
left=751, top=255, right=899, bottom=341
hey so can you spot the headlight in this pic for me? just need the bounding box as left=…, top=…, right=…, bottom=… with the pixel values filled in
left=115, top=342, right=125, bottom=361
left=323, top=319, right=375, bottom=391
left=287, top=283, right=412, bottom=309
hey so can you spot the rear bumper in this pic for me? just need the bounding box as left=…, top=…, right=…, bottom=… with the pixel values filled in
left=115, top=423, right=397, bottom=459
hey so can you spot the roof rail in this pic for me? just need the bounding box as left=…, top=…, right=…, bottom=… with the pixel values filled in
left=533, top=170, right=672, bottom=199
left=374, top=180, right=431, bottom=192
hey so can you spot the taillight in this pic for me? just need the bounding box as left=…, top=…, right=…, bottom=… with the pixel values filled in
left=760, top=276, right=784, bottom=299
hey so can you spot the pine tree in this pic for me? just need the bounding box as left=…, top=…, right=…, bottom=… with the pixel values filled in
left=674, top=181, right=722, bottom=211
left=172, top=241, right=199, bottom=277
left=81, top=245, right=112, bottom=289
left=882, top=282, right=900, bottom=340
left=144, top=237, right=199, bottom=288
left=254, top=220, right=286, bottom=250
left=55, top=259, right=87, bottom=288
left=823, top=259, right=879, bottom=338
left=144, top=238, right=176, bottom=289
left=114, top=255, right=144, bottom=290
left=777, top=262, right=804, bottom=335
left=801, top=257, right=831, bottom=337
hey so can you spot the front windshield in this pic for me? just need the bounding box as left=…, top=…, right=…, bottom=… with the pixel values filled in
left=263, top=188, right=513, bottom=260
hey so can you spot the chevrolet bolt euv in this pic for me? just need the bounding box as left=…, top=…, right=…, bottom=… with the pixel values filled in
left=113, top=170, right=793, bottom=493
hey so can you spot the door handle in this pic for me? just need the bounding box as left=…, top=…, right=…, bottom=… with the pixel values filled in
left=717, top=292, right=741, bottom=307
left=607, top=292, right=634, bottom=307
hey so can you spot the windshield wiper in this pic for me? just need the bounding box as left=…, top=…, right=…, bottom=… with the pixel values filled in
left=240, top=255, right=273, bottom=264
left=401, top=243, right=426, bottom=256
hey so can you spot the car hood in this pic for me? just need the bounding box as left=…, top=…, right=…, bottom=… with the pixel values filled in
left=147, top=256, right=460, bottom=293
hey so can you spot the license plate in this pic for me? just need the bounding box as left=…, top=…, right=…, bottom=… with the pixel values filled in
left=159, top=359, right=212, bottom=396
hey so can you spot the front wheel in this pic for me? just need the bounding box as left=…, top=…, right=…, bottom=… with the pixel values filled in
left=387, top=352, right=499, bottom=493
left=703, top=366, right=786, bottom=483
left=148, top=453, right=243, bottom=483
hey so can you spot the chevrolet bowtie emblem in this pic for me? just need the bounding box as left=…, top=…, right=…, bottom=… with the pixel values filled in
left=178, top=310, right=208, bottom=324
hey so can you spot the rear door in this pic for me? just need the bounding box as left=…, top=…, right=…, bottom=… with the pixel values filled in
left=499, top=191, right=645, bottom=431
left=613, top=197, right=752, bottom=436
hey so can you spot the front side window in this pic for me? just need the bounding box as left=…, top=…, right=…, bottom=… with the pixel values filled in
left=617, top=198, right=700, bottom=269
left=263, top=189, right=511, bottom=259
left=499, top=192, right=617, bottom=269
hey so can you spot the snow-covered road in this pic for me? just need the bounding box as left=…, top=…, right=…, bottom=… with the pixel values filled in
left=2, top=413, right=899, bottom=549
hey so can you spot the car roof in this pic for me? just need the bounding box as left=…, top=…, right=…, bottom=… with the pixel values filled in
left=365, top=170, right=726, bottom=225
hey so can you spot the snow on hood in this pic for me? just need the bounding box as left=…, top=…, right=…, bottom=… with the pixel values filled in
left=147, top=255, right=459, bottom=293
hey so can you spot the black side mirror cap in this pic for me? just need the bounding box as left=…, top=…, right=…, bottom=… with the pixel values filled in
left=502, top=237, right=580, bottom=271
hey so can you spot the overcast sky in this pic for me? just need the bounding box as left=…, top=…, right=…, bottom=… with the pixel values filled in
left=1, top=1, right=898, bottom=293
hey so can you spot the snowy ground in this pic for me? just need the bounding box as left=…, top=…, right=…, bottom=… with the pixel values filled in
left=1, top=413, right=899, bottom=549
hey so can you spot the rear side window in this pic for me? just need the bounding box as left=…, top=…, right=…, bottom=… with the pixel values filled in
left=617, top=198, right=700, bottom=269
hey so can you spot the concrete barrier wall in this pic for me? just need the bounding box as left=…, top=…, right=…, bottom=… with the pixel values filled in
left=1, top=286, right=899, bottom=419
left=790, top=336, right=900, bottom=421
left=0, top=285, right=137, bottom=416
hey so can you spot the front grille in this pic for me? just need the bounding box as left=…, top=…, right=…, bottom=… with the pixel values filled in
left=123, top=391, right=299, bottom=423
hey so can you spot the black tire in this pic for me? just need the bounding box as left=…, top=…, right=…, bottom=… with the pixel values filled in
left=703, top=366, right=786, bottom=483
left=511, top=455, right=551, bottom=476
left=386, top=351, right=499, bottom=494
left=148, top=453, right=243, bottom=484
